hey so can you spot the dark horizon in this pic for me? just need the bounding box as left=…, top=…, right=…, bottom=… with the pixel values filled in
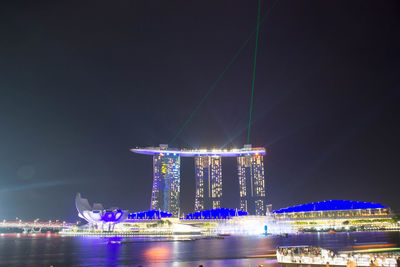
left=1, top=0, right=399, bottom=221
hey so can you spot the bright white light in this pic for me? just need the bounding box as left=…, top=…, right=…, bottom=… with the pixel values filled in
left=217, top=216, right=294, bottom=235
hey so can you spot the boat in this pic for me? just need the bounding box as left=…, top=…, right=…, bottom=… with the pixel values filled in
left=217, top=233, right=231, bottom=237
left=108, top=241, right=122, bottom=244
left=276, top=246, right=400, bottom=266
left=202, top=235, right=224, bottom=240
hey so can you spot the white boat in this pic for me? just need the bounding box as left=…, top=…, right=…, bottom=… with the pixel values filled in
left=277, top=246, right=399, bottom=266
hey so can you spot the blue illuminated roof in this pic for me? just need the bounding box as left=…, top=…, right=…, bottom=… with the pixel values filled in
left=128, top=210, right=172, bottom=220
left=184, top=208, right=247, bottom=220
left=273, top=200, right=388, bottom=214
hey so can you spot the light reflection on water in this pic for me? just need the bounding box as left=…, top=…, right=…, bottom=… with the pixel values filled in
left=0, top=232, right=398, bottom=266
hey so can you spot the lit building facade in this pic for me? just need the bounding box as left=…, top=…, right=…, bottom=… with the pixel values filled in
left=272, top=200, right=397, bottom=231
left=151, top=151, right=181, bottom=217
left=273, top=200, right=390, bottom=220
left=237, top=151, right=266, bottom=215
left=194, top=156, right=223, bottom=211
left=132, top=144, right=266, bottom=216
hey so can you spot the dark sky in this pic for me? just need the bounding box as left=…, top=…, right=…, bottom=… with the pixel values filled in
left=1, top=1, right=399, bottom=221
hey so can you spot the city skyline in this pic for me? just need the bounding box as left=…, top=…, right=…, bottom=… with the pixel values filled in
left=1, top=1, right=400, bottom=266
left=0, top=1, right=399, bottom=220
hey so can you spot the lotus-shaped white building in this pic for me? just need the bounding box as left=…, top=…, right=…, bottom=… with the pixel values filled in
left=75, top=193, right=128, bottom=230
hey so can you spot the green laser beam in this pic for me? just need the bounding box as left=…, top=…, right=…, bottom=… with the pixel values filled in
left=169, top=0, right=279, bottom=146
left=168, top=30, right=254, bottom=146
left=247, top=0, right=262, bottom=144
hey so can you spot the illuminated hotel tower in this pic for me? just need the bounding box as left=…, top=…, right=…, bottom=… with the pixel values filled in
left=237, top=145, right=266, bottom=215
left=194, top=155, right=223, bottom=211
left=132, top=144, right=266, bottom=216
left=151, top=146, right=181, bottom=217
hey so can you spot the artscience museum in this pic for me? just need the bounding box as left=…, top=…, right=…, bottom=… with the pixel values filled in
left=75, top=193, right=128, bottom=231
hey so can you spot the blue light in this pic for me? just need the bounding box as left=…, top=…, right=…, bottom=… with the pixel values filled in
left=128, top=210, right=172, bottom=220
left=273, top=200, right=388, bottom=214
left=184, top=208, right=247, bottom=220
left=101, top=209, right=124, bottom=222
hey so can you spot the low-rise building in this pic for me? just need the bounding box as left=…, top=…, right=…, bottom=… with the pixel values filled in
left=272, top=200, right=398, bottom=231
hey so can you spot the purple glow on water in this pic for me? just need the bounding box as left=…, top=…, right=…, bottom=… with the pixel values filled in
left=0, top=232, right=398, bottom=266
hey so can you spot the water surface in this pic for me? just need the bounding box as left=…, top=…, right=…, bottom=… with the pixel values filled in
left=0, top=232, right=398, bottom=266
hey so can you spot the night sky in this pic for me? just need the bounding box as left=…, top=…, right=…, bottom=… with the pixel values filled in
left=1, top=1, right=399, bottom=221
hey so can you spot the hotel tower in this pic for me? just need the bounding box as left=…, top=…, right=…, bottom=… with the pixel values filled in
left=194, top=155, right=223, bottom=211
left=237, top=145, right=266, bottom=215
left=132, top=144, right=266, bottom=216
left=151, top=145, right=181, bottom=217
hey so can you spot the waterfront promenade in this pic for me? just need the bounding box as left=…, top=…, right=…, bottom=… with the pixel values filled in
left=0, top=220, right=74, bottom=232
